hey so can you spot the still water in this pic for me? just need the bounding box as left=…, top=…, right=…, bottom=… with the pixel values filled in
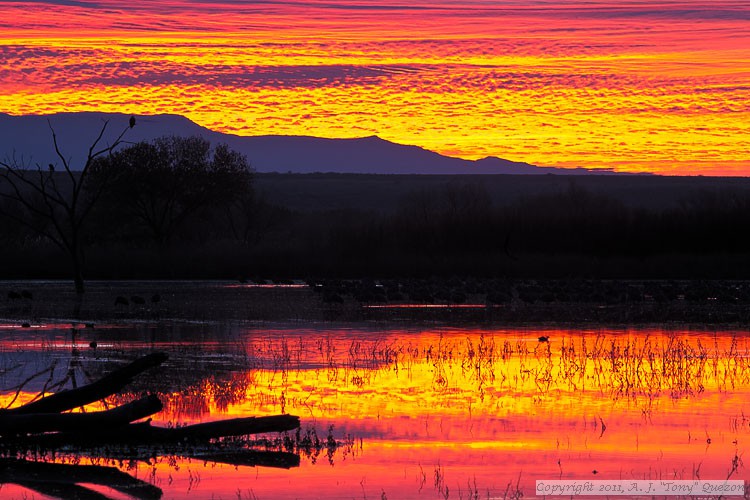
left=0, top=321, right=748, bottom=499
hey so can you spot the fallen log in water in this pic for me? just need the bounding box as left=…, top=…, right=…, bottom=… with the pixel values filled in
left=2, top=352, right=168, bottom=415
left=1, top=441, right=301, bottom=471
left=15, top=481, right=114, bottom=500
left=0, top=351, right=302, bottom=477
left=190, top=449, right=300, bottom=469
left=142, top=414, right=302, bottom=441
left=0, top=458, right=163, bottom=500
left=0, top=395, right=162, bottom=436
left=5, top=413, right=299, bottom=445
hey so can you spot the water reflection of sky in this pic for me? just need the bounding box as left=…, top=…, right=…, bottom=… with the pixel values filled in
left=0, top=323, right=749, bottom=498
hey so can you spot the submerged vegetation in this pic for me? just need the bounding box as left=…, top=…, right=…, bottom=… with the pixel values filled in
left=33, top=324, right=750, bottom=431
left=237, top=329, right=750, bottom=410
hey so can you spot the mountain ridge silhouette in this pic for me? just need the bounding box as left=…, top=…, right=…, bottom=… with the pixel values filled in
left=0, top=112, right=629, bottom=175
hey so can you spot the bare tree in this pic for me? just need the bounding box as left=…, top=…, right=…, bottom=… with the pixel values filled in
left=0, top=117, right=134, bottom=294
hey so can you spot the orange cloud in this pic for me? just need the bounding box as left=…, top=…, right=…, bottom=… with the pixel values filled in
left=1, top=1, right=749, bottom=174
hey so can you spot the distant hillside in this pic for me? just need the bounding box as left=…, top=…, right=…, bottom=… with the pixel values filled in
left=0, top=112, right=617, bottom=175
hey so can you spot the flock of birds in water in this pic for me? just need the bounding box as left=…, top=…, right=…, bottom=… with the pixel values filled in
left=5, top=289, right=162, bottom=348
left=5, top=289, right=159, bottom=330
left=304, top=277, right=750, bottom=307
left=4, top=283, right=555, bottom=348
left=8, top=276, right=749, bottom=345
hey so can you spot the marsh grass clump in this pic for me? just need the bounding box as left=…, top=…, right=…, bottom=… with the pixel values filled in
left=553, top=331, right=750, bottom=403
left=78, top=329, right=750, bottom=452
left=239, top=424, right=358, bottom=466
left=226, top=330, right=750, bottom=423
left=501, top=473, right=524, bottom=500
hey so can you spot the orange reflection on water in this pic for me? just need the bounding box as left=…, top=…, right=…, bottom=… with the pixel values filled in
left=152, top=327, right=750, bottom=496
left=2, top=325, right=750, bottom=498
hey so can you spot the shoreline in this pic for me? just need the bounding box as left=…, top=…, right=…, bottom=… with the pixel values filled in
left=1, top=278, right=750, bottom=326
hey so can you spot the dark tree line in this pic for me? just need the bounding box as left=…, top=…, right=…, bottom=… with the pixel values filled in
left=285, top=181, right=750, bottom=279
left=0, top=123, right=255, bottom=292
left=5, top=126, right=750, bottom=284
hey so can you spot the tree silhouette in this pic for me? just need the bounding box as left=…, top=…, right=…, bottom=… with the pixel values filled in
left=0, top=118, right=134, bottom=294
left=90, top=135, right=253, bottom=245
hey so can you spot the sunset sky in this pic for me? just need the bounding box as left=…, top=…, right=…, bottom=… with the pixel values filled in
left=1, top=1, right=749, bottom=175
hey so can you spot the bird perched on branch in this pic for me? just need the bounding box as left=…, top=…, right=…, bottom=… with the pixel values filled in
left=129, top=116, right=136, bottom=128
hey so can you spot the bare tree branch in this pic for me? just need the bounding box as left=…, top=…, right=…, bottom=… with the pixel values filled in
left=0, top=117, right=134, bottom=293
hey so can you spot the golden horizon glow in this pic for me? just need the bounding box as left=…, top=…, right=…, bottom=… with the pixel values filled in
left=2, top=1, right=750, bottom=175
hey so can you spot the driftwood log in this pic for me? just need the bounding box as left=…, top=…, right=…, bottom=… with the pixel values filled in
left=0, top=395, right=162, bottom=436
left=7, top=414, right=301, bottom=447
left=0, top=449, right=299, bottom=500
left=0, top=352, right=302, bottom=499
left=125, top=414, right=302, bottom=441
left=0, top=458, right=163, bottom=500
left=0, top=352, right=301, bottom=458
left=190, top=449, right=301, bottom=469
left=2, top=352, right=168, bottom=415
